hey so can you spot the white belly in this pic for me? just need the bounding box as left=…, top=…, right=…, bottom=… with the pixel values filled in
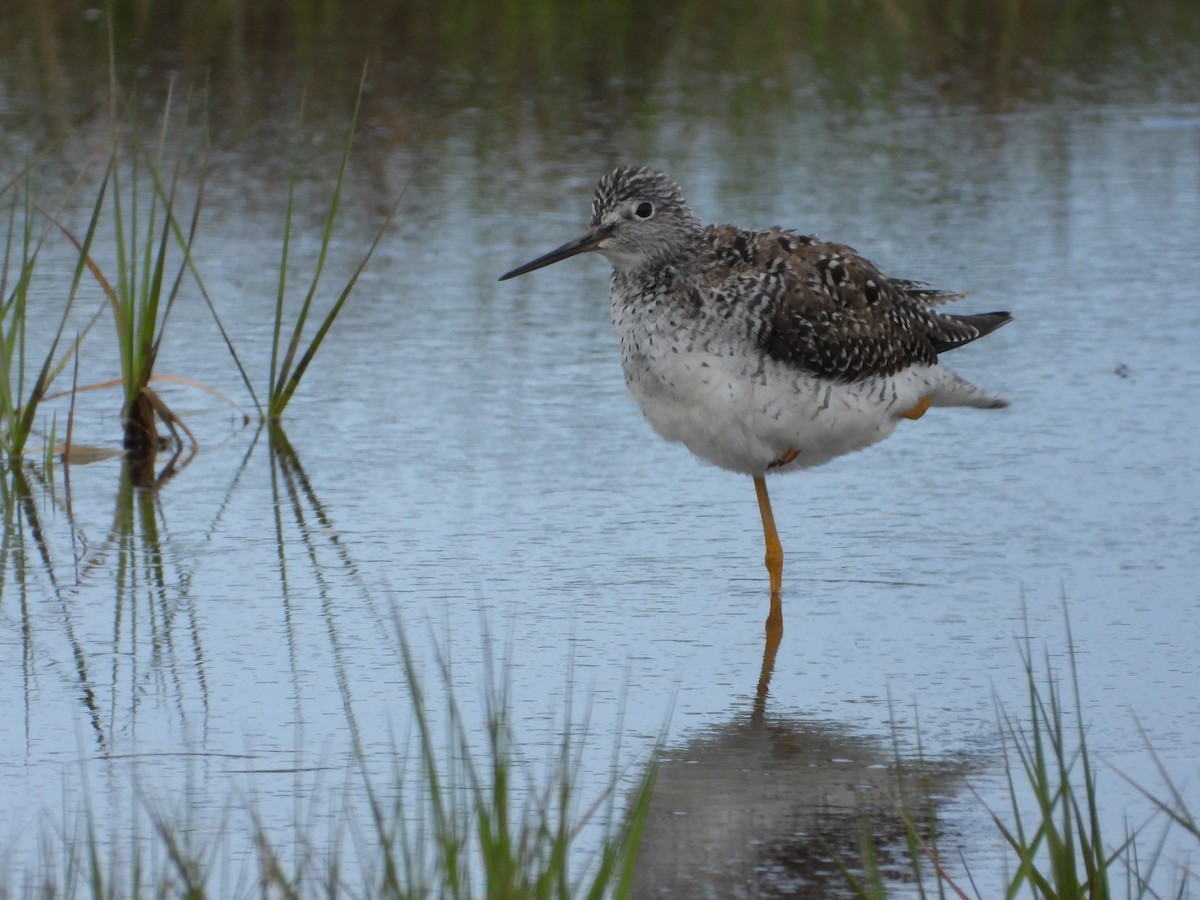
left=621, top=343, right=941, bottom=476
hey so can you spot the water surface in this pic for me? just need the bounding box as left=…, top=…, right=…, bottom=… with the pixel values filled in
left=2, top=8, right=1199, bottom=895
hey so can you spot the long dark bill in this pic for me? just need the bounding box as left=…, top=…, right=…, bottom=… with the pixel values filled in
left=498, top=226, right=610, bottom=281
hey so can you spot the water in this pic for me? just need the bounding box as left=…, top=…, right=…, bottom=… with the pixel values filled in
left=2, top=16, right=1200, bottom=896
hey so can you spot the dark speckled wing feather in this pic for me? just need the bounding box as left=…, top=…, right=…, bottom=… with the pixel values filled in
left=701, top=225, right=1011, bottom=382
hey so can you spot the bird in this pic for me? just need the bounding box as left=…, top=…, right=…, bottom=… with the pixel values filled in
left=499, top=166, right=1010, bottom=628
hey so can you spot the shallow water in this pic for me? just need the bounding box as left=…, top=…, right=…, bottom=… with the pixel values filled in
left=2, top=13, right=1200, bottom=895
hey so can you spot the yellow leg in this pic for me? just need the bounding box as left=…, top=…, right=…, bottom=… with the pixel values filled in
left=753, top=476, right=784, bottom=598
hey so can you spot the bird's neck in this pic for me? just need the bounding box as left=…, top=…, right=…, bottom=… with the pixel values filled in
left=609, top=235, right=703, bottom=284
left=611, top=259, right=693, bottom=303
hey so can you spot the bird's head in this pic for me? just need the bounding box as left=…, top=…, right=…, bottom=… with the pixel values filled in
left=499, top=166, right=702, bottom=281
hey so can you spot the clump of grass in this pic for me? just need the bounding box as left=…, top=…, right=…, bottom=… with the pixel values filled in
left=9, top=16, right=401, bottom=461
left=846, top=613, right=1197, bottom=898
left=42, top=68, right=396, bottom=459
left=89, top=81, right=203, bottom=456
left=988, top=632, right=1121, bottom=898
left=37, top=76, right=209, bottom=467
left=353, top=626, right=655, bottom=899
left=12, top=625, right=655, bottom=898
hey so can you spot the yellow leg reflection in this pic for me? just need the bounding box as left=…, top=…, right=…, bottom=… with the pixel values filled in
left=753, top=476, right=783, bottom=596
left=753, top=593, right=784, bottom=721
left=765, top=589, right=783, bottom=636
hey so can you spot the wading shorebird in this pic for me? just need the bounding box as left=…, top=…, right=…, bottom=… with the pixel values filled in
left=500, top=166, right=1010, bottom=626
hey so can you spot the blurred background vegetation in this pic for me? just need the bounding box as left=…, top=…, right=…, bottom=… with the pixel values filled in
left=4, top=0, right=1199, bottom=141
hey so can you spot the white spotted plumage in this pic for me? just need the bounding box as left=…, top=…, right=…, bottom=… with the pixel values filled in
left=502, top=166, right=1011, bottom=478
left=589, top=167, right=1011, bottom=477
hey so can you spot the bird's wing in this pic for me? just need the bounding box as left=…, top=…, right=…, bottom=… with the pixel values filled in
left=702, top=226, right=1008, bottom=381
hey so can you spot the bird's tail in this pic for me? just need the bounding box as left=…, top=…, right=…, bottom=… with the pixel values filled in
left=930, top=367, right=1010, bottom=409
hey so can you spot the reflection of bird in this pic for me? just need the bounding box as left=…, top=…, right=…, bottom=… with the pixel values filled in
left=500, top=166, right=1010, bottom=622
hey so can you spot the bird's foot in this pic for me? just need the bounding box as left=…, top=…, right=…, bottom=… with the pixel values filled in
left=901, top=395, right=932, bottom=420
left=768, top=448, right=800, bottom=469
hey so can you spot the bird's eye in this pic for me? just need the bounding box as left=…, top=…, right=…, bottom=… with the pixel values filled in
left=635, top=202, right=654, bottom=218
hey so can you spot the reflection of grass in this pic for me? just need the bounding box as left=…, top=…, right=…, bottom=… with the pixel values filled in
left=846, top=618, right=1199, bottom=898
left=0, top=465, right=109, bottom=751
left=16, top=632, right=655, bottom=898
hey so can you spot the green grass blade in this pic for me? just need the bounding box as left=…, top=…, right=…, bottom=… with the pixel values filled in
left=269, top=88, right=306, bottom=405
left=3, top=179, right=98, bottom=461
left=270, top=64, right=402, bottom=420
left=272, top=185, right=401, bottom=414
left=272, top=68, right=366, bottom=406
